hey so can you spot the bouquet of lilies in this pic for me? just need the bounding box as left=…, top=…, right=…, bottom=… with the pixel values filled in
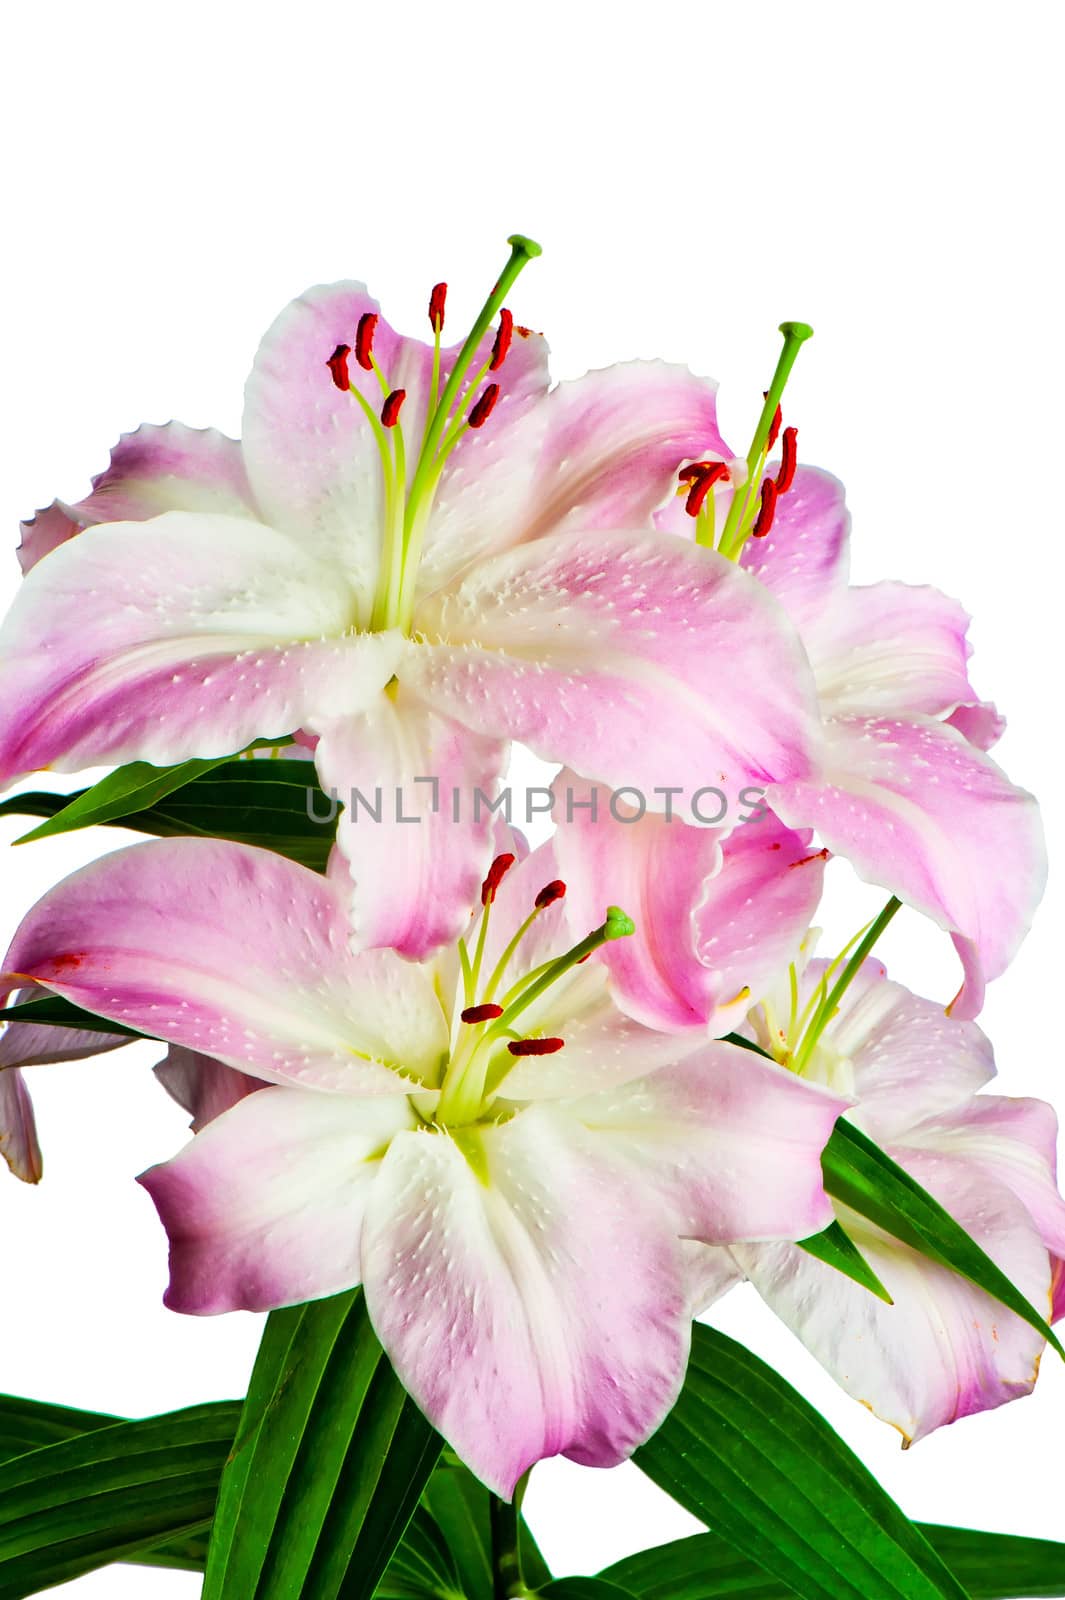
left=0, top=235, right=1062, bottom=1600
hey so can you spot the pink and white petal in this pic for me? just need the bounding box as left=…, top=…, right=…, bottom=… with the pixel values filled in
left=813, top=962, right=996, bottom=1138
left=17, top=502, right=80, bottom=574
left=571, top=1045, right=844, bottom=1243
left=420, top=361, right=727, bottom=594
left=739, top=1157, right=1051, bottom=1442
left=314, top=684, right=508, bottom=958
left=0, top=1070, right=42, bottom=1182
left=153, top=1046, right=266, bottom=1132
left=806, top=582, right=982, bottom=721
left=140, top=1086, right=415, bottom=1314
left=946, top=700, right=1006, bottom=752
left=902, top=1096, right=1065, bottom=1258
left=736, top=467, right=852, bottom=633
left=555, top=785, right=824, bottom=1032
left=0, top=1016, right=130, bottom=1070
left=408, top=530, right=820, bottom=798
left=771, top=715, right=1047, bottom=1017
left=0, top=511, right=403, bottom=783
left=1, top=838, right=448, bottom=1092
left=361, top=1108, right=690, bottom=1496
left=683, top=1242, right=744, bottom=1316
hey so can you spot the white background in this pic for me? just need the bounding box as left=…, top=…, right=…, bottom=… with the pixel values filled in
left=1, top=1, right=1063, bottom=1591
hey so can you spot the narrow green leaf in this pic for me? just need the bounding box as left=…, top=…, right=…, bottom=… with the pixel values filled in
left=824, top=1120, right=1064, bottom=1357
left=12, top=755, right=235, bottom=843
left=798, top=1218, right=894, bottom=1303
left=0, top=1393, right=120, bottom=1459
left=0, top=994, right=145, bottom=1038
left=0, top=1402, right=240, bottom=1596
left=603, top=1525, right=1065, bottom=1599
left=203, top=1289, right=442, bottom=1600
left=634, top=1324, right=971, bottom=1600
left=419, top=1461, right=552, bottom=1600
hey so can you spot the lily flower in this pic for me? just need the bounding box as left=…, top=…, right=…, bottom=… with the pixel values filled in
left=658, top=409, right=1045, bottom=1016
left=1, top=239, right=819, bottom=956
left=690, top=955, right=1065, bottom=1442
left=1, top=835, right=845, bottom=1496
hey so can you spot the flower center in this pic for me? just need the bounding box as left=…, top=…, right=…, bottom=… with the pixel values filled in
left=678, top=320, right=812, bottom=559
left=434, top=852, right=634, bottom=1127
left=325, top=235, right=542, bottom=636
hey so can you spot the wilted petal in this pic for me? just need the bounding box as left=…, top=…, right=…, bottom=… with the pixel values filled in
left=572, top=1045, right=844, bottom=1242
left=0, top=1069, right=42, bottom=1182
left=555, top=782, right=824, bottom=1031
left=771, top=715, right=1046, bottom=1015
left=421, top=361, right=726, bottom=593
left=315, top=684, right=508, bottom=957
left=361, top=1108, right=690, bottom=1497
left=739, top=1154, right=1051, bottom=1442
left=1, top=838, right=448, bottom=1092
left=153, top=1046, right=265, bottom=1132
left=407, top=530, right=819, bottom=799
left=0, top=511, right=403, bottom=783
left=140, top=1086, right=414, bottom=1313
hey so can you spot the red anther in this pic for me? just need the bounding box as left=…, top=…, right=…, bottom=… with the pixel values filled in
left=678, top=461, right=717, bottom=483
left=751, top=477, right=778, bottom=538
left=468, top=382, right=501, bottom=429
left=355, top=311, right=378, bottom=371
left=775, top=426, right=798, bottom=494
left=685, top=462, right=730, bottom=517
left=461, top=1002, right=505, bottom=1024
left=326, top=344, right=352, bottom=391
left=381, top=389, right=406, bottom=428
left=429, top=282, right=447, bottom=331
left=507, top=1037, right=566, bottom=1056
left=534, top=879, right=566, bottom=909
left=763, top=392, right=783, bottom=452
left=490, top=307, right=514, bottom=371
left=789, top=847, right=830, bottom=869
left=481, top=852, right=516, bottom=905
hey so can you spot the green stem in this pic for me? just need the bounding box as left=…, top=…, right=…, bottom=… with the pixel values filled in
left=490, top=1486, right=530, bottom=1600
left=718, top=319, right=813, bottom=560
left=793, top=896, right=902, bottom=1073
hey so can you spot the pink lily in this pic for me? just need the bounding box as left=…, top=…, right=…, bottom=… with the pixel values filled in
left=1, top=835, right=845, bottom=1496
left=691, top=955, right=1065, bottom=1442
left=658, top=440, right=1045, bottom=1017
left=1, top=243, right=819, bottom=957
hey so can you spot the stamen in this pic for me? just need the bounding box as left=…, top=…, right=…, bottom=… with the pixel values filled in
left=481, top=852, right=516, bottom=906
left=468, top=382, right=501, bottom=429
left=355, top=312, right=378, bottom=371
left=685, top=462, right=730, bottom=517
left=764, top=394, right=783, bottom=452
left=326, top=344, right=351, bottom=391
left=678, top=461, right=719, bottom=483
left=429, top=282, right=447, bottom=332
left=490, top=308, right=514, bottom=371
left=381, top=389, right=407, bottom=428
left=461, top=1002, right=504, bottom=1024
left=775, top=426, right=798, bottom=494
left=508, top=1037, right=565, bottom=1056
left=751, top=478, right=778, bottom=538
left=535, top=879, right=566, bottom=908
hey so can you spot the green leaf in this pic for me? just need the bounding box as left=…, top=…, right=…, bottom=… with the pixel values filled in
left=824, top=1119, right=1064, bottom=1357
left=634, top=1324, right=971, bottom=1600
left=203, top=1289, right=442, bottom=1600
left=418, top=1461, right=552, bottom=1600
left=0, top=993, right=145, bottom=1038
left=602, top=1526, right=1065, bottom=1599
left=539, top=1584, right=637, bottom=1600
left=0, top=757, right=338, bottom=869
left=0, top=1393, right=121, bottom=1459
left=11, top=755, right=235, bottom=843
left=0, top=1401, right=241, bottom=1596
left=798, top=1218, right=894, bottom=1303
